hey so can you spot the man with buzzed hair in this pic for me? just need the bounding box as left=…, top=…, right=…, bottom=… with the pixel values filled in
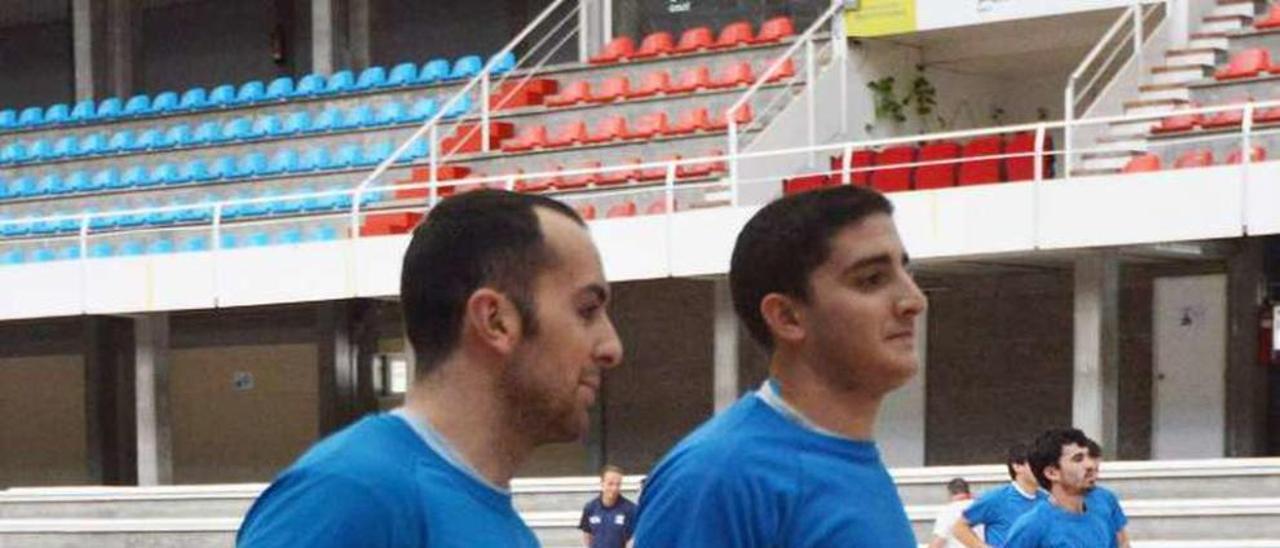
left=239, top=190, right=624, bottom=547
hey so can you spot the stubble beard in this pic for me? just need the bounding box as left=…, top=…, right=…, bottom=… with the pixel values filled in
left=499, top=351, right=582, bottom=445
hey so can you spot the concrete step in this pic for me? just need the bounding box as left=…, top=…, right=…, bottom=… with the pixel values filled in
left=1081, top=154, right=1139, bottom=171
left=1109, top=118, right=1158, bottom=138
left=1199, top=14, right=1252, bottom=34
left=1166, top=47, right=1227, bottom=67
left=1188, top=32, right=1230, bottom=50
left=1139, top=86, right=1192, bottom=102
left=1151, top=64, right=1214, bottom=86
left=1097, top=135, right=1151, bottom=151
left=1124, top=97, right=1188, bottom=117
left=1213, top=0, right=1266, bottom=19
left=1072, top=166, right=1124, bottom=177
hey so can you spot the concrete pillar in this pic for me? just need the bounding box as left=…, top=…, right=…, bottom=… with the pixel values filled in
left=83, top=317, right=137, bottom=485
left=1226, top=240, right=1268, bottom=456
left=578, top=0, right=607, bottom=63
left=134, top=313, right=172, bottom=486
left=347, top=0, right=371, bottom=70
left=311, top=0, right=338, bottom=75
left=1073, top=255, right=1121, bottom=456
left=104, top=0, right=139, bottom=99
left=713, top=278, right=740, bottom=413
left=318, top=300, right=378, bottom=434
left=72, top=0, right=106, bottom=102
left=72, top=0, right=139, bottom=101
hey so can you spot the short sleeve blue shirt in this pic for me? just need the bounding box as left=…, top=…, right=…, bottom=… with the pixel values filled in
left=1085, top=486, right=1127, bottom=547
left=579, top=496, right=637, bottom=548
left=1003, top=500, right=1112, bottom=548
left=633, top=391, right=916, bottom=547
left=236, top=414, right=538, bottom=548
left=962, top=482, right=1047, bottom=546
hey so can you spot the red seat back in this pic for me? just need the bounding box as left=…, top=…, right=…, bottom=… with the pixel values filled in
left=1227, top=146, right=1267, bottom=164
left=577, top=204, right=597, bottom=220
left=631, top=112, right=669, bottom=138
left=591, top=36, right=635, bottom=63
left=636, top=32, right=675, bottom=58
left=1258, top=4, right=1280, bottom=29
left=632, top=71, right=670, bottom=96
left=1217, top=48, right=1271, bottom=79
left=870, top=146, right=917, bottom=192
left=1173, top=149, right=1214, bottom=169
left=958, top=136, right=1004, bottom=185
left=755, top=16, right=795, bottom=43
left=714, top=62, right=754, bottom=87
left=606, top=202, right=638, bottom=218
left=1005, top=132, right=1054, bottom=182
left=715, top=21, right=753, bottom=48
left=676, top=27, right=714, bottom=52
left=595, top=76, right=631, bottom=101
left=764, top=58, right=796, bottom=82
left=914, top=141, right=961, bottom=189
left=1122, top=154, right=1162, bottom=173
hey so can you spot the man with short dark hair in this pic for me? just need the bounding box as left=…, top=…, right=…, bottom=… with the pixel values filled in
left=952, top=444, right=1046, bottom=548
left=238, top=190, right=624, bottom=547
left=579, top=465, right=636, bottom=548
left=1003, top=428, right=1112, bottom=547
left=634, top=185, right=926, bottom=546
left=1084, top=439, right=1131, bottom=548
left=930, top=477, right=979, bottom=548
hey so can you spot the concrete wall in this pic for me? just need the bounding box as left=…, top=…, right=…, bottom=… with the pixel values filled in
left=0, top=21, right=74, bottom=111
left=370, top=0, right=548, bottom=69
left=0, top=355, right=89, bottom=487
left=612, top=0, right=825, bottom=41
left=140, top=0, right=292, bottom=95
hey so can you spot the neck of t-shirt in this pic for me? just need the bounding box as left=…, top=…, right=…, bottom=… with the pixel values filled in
left=1011, top=480, right=1039, bottom=500
left=392, top=408, right=510, bottom=495
left=757, top=378, right=871, bottom=443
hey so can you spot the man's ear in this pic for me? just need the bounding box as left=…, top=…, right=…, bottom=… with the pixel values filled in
left=760, top=292, right=805, bottom=346
left=1042, top=464, right=1060, bottom=485
left=464, top=288, right=523, bottom=356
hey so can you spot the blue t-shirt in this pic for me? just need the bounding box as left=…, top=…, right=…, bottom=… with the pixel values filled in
left=579, top=495, right=637, bottom=548
left=236, top=414, right=538, bottom=548
left=962, top=482, right=1046, bottom=546
left=1003, top=499, right=1112, bottom=548
left=1085, top=486, right=1127, bottom=548
left=633, top=392, right=916, bottom=547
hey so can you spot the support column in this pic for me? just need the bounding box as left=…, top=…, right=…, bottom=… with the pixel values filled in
left=318, top=300, right=379, bottom=434
left=713, top=278, right=739, bottom=413
left=1073, top=255, right=1121, bottom=456
left=72, top=0, right=139, bottom=101
left=577, top=0, right=607, bottom=63
left=1226, top=240, right=1268, bottom=456
left=104, top=0, right=139, bottom=100
left=83, top=317, right=137, bottom=485
left=135, top=313, right=172, bottom=486
left=876, top=308, right=927, bottom=467
left=311, top=0, right=338, bottom=75
left=72, top=0, right=106, bottom=102
left=347, top=0, right=371, bottom=70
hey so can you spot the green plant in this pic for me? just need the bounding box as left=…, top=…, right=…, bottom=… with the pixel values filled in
left=867, top=65, right=945, bottom=131
left=867, top=76, right=906, bottom=124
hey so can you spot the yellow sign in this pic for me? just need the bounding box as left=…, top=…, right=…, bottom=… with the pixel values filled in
left=844, top=0, right=918, bottom=37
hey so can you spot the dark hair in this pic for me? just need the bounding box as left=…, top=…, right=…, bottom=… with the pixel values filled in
left=400, top=190, right=583, bottom=376
left=1005, top=443, right=1030, bottom=480
left=1085, top=439, right=1102, bottom=459
left=729, top=186, right=893, bottom=350
left=946, top=477, right=970, bottom=496
left=1028, top=428, right=1095, bottom=491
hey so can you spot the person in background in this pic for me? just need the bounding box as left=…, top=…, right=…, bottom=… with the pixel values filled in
left=953, top=443, right=1046, bottom=547
left=930, top=477, right=981, bottom=548
left=579, top=465, right=636, bottom=548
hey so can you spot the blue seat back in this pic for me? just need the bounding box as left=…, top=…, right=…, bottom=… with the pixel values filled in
left=333, top=143, right=363, bottom=168
left=409, top=98, right=438, bottom=121
left=219, top=233, right=239, bottom=249
left=309, top=109, right=341, bottom=132
left=276, top=229, right=303, bottom=244
left=79, top=133, right=108, bottom=155
left=70, top=100, right=97, bottom=122
left=356, top=66, right=387, bottom=89
left=208, top=84, right=237, bottom=106
left=57, top=245, right=81, bottom=260
left=266, top=77, right=295, bottom=100
left=246, top=231, right=271, bottom=247
left=490, top=52, right=517, bottom=74
left=210, top=155, right=239, bottom=179
left=2, top=141, right=27, bottom=164
left=400, top=137, right=429, bottom=162
left=295, top=74, right=326, bottom=96
left=223, top=117, right=253, bottom=141
left=44, top=103, right=70, bottom=124
left=419, top=59, right=451, bottom=83
left=53, top=136, right=79, bottom=158
left=364, top=141, right=394, bottom=164
left=96, top=98, right=123, bottom=119
left=29, top=139, right=54, bottom=160
left=123, top=94, right=151, bottom=116
left=0, top=109, right=17, bottom=128
left=153, top=163, right=181, bottom=185
left=181, top=159, right=211, bottom=182
left=308, top=225, right=339, bottom=242
left=108, top=130, right=136, bottom=152
left=342, top=105, right=374, bottom=129
left=95, top=168, right=123, bottom=189
left=179, top=88, right=207, bottom=110
left=193, top=121, right=221, bottom=144
left=443, top=94, right=472, bottom=118
left=66, top=171, right=92, bottom=193
left=123, top=165, right=151, bottom=187
left=19, top=106, right=44, bottom=126
left=88, top=242, right=114, bottom=258
left=31, top=248, right=57, bottom=262
left=180, top=236, right=210, bottom=252
left=118, top=240, right=146, bottom=256
left=253, top=115, right=283, bottom=138
left=137, top=128, right=166, bottom=150
left=147, top=239, right=175, bottom=254
left=151, top=91, right=179, bottom=113
left=304, top=147, right=332, bottom=171
left=237, top=151, right=269, bottom=177
left=165, top=124, right=193, bottom=147
left=387, top=63, right=418, bottom=86
left=268, top=149, right=300, bottom=174
left=37, top=174, right=63, bottom=195
left=376, top=102, right=407, bottom=125
left=449, top=55, right=484, bottom=79
left=323, top=70, right=355, bottom=94
left=236, top=81, right=266, bottom=104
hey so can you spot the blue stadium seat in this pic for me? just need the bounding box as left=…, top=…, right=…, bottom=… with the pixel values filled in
left=79, top=133, right=108, bottom=156
left=123, top=95, right=151, bottom=116
left=266, top=149, right=301, bottom=175
left=295, top=73, right=326, bottom=96
left=419, top=59, right=451, bottom=84
left=246, top=231, right=271, bottom=247
left=387, top=62, right=418, bottom=87
left=276, top=228, right=303, bottom=244
left=253, top=114, right=283, bottom=138
left=108, top=130, right=136, bottom=153
left=151, top=163, right=182, bottom=186
left=22, top=174, right=49, bottom=198
left=118, top=240, right=146, bottom=256
left=177, top=198, right=213, bottom=222
left=266, top=190, right=300, bottom=215
left=0, top=178, right=7, bottom=200
left=450, top=55, right=484, bottom=80
left=70, top=100, right=97, bottom=122
left=65, top=171, right=92, bottom=193
left=323, top=70, right=356, bottom=95
left=236, top=81, right=266, bottom=104
left=308, top=108, right=341, bottom=133
left=307, top=225, right=339, bottom=242
left=356, top=66, right=387, bottom=90
left=208, top=84, right=237, bottom=107
left=151, top=91, right=180, bottom=113
left=96, top=168, right=126, bottom=190
left=117, top=210, right=147, bottom=228
left=88, top=212, right=115, bottom=230
left=303, top=146, right=332, bottom=171
left=146, top=206, right=178, bottom=226
left=43, top=103, right=70, bottom=125
left=30, top=218, right=58, bottom=235
left=0, top=142, right=26, bottom=165
left=243, top=190, right=274, bottom=217
left=9, top=176, right=37, bottom=198
left=180, top=159, right=211, bottom=182
left=88, top=242, right=113, bottom=258
left=408, top=98, right=438, bottom=121
left=375, top=102, right=407, bottom=125
left=0, top=109, right=17, bottom=129
left=137, top=128, right=166, bottom=150
left=282, top=111, right=311, bottom=135
left=341, top=105, right=374, bottom=129
left=96, top=98, right=123, bottom=119
left=30, top=248, right=56, bottom=262
left=179, top=88, right=208, bottom=111
left=444, top=94, right=472, bottom=118
left=222, top=117, right=254, bottom=141
left=332, top=143, right=364, bottom=168
left=0, top=248, right=25, bottom=264
left=54, top=213, right=80, bottom=233
left=490, top=52, right=517, bottom=74
left=218, top=233, right=239, bottom=249
left=18, top=106, right=44, bottom=126
left=124, top=165, right=152, bottom=188
left=210, top=155, right=239, bottom=179
left=56, top=245, right=81, bottom=261
left=308, top=189, right=345, bottom=211
left=28, top=139, right=54, bottom=161
left=266, top=77, right=294, bottom=100
left=164, top=124, right=193, bottom=148
left=52, top=136, right=79, bottom=159
left=36, top=174, right=63, bottom=196
left=2, top=217, right=31, bottom=236
left=192, top=121, right=221, bottom=145
left=364, top=141, right=394, bottom=165
left=179, top=235, right=210, bottom=252
left=236, top=151, right=269, bottom=178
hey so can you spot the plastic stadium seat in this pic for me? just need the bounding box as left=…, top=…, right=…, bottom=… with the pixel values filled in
left=559, top=161, right=601, bottom=189
left=419, top=59, right=452, bottom=84
left=341, top=105, right=375, bottom=129
left=628, top=112, right=670, bottom=139
left=1227, top=146, right=1267, bottom=164
left=959, top=136, right=1004, bottom=185
left=202, top=155, right=232, bottom=180
left=117, top=241, right=145, bottom=256
left=575, top=204, right=597, bottom=220
left=0, top=109, right=17, bottom=129
left=914, top=141, right=961, bottom=189
left=489, top=52, right=517, bottom=74
left=1, top=141, right=27, bottom=164
left=443, top=94, right=472, bottom=118
left=1257, top=3, right=1280, bottom=29
left=265, top=77, right=294, bottom=100
left=295, top=73, right=326, bottom=96
left=303, top=147, right=332, bottom=171
left=708, top=104, right=754, bottom=130
left=1122, top=153, right=1162, bottom=173
left=236, top=81, right=266, bottom=104
left=1202, top=105, right=1246, bottom=129
left=678, top=149, right=726, bottom=178
left=408, top=98, right=439, bottom=122
left=1153, top=107, right=1201, bottom=133
left=52, top=136, right=79, bottom=159
left=356, top=66, right=387, bottom=89
left=179, top=88, right=207, bottom=110
left=123, top=165, right=151, bottom=188
left=387, top=62, right=418, bottom=87
left=710, top=61, right=754, bottom=88
left=645, top=198, right=672, bottom=215
left=96, top=168, right=126, bottom=190
left=754, top=16, right=795, bottom=43
left=546, top=81, right=592, bottom=107
left=1173, top=149, right=1214, bottom=169
left=177, top=159, right=209, bottom=182
left=282, top=111, right=311, bottom=135
left=276, top=229, right=304, bottom=245
left=44, top=103, right=70, bottom=124
left=712, top=21, right=753, bottom=49
left=160, top=163, right=187, bottom=185
left=249, top=115, right=281, bottom=139
left=66, top=171, right=92, bottom=193
left=592, top=36, right=636, bottom=64
left=548, top=121, right=588, bottom=147
left=324, top=70, right=356, bottom=94
left=237, top=151, right=270, bottom=177
left=208, top=84, right=237, bottom=107
left=27, top=139, right=53, bottom=160
left=70, top=100, right=97, bottom=122
left=869, top=146, right=917, bottom=192
left=96, top=98, right=123, bottom=119
left=669, top=107, right=711, bottom=135
left=36, top=174, right=64, bottom=196
left=628, top=71, right=671, bottom=99
left=151, top=91, right=179, bottom=113
left=73, top=133, right=105, bottom=156
left=638, top=154, right=681, bottom=181
left=364, top=141, right=394, bottom=165
left=180, top=236, right=210, bottom=253
left=1005, top=132, right=1054, bottom=182
left=666, top=66, right=711, bottom=93
left=633, top=31, right=675, bottom=59
left=246, top=232, right=271, bottom=247
left=1216, top=48, right=1270, bottom=80
left=108, top=130, right=136, bottom=152
left=222, top=117, right=254, bottom=141
left=674, top=27, right=714, bottom=53
left=309, top=109, right=342, bottom=133
left=586, top=115, right=629, bottom=143
left=307, top=225, right=340, bottom=242
left=18, top=106, right=44, bottom=126
left=121, top=94, right=149, bottom=116
left=450, top=55, right=484, bottom=80
left=137, top=128, right=166, bottom=150
left=57, top=245, right=81, bottom=260
left=764, top=57, right=797, bottom=82
left=375, top=102, right=408, bottom=125
left=191, top=121, right=221, bottom=144
left=502, top=125, right=548, bottom=152
left=218, top=233, right=239, bottom=249
left=0, top=248, right=25, bottom=264
left=332, top=143, right=364, bottom=168
left=165, top=126, right=196, bottom=149
left=591, top=76, right=631, bottom=103
left=31, top=248, right=57, bottom=262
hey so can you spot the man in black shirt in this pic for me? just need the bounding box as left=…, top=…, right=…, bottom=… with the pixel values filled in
left=579, top=465, right=636, bottom=548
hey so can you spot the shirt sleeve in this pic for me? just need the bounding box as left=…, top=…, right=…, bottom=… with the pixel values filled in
left=1000, top=509, right=1044, bottom=548
left=237, top=471, right=396, bottom=548
left=962, top=491, right=994, bottom=526
left=578, top=502, right=593, bottom=533
left=932, top=505, right=958, bottom=538
left=1107, top=491, right=1129, bottom=531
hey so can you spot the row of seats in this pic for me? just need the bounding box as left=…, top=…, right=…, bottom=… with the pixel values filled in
left=0, top=54, right=513, bottom=132
left=546, top=58, right=794, bottom=107
left=0, top=96, right=466, bottom=167
left=501, top=104, right=753, bottom=152
left=574, top=198, right=673, bottom=219
left=816, top=132, right=1054, bottom=192
left=591, top=16, right=794, bottom=64
left=0, top=138, right=428, bottom=202
left=504, top=150, right=726, bottom=193
left=1215, top=48, right=1280, bottom=80
left=1122, top=146, right=1267, bottom=172
left=0, top=225, right=343, bottom=264
left=1152, top=100, right=1280, bottom=134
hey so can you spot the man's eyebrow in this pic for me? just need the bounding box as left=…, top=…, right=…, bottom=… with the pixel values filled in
left=578, top=283, right=609, bottom=303
left=840, top=252, right=910, bottom=275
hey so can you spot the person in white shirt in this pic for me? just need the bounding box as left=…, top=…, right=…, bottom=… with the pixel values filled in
left=931, top=477, right=982, bottom=548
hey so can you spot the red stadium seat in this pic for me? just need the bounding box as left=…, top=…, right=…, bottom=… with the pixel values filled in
left=1257, top=4, right=1280, bottom=29
left=1173, top=149, right=1214, bottom=169
left=710, top=62, right=754, bottom=89
left=645, top=198, right=673, bottom=215
left=633, top=31, right=675, bottom=59
left=502, top=125, right=548, bottom=152
left=548, top=121, right=588, bottom=147
left=545, top=81, right=592, bottom=107
left=489, top=79, right=558, bottom=110
left=666, top=66, right=711, bottom=93
left=639, top=155, right=680, bottom=181
left=606, top=201, right=638, bottom=218
left=764, top=58, right=796, bottom=82
left=958, top=136, right=1004, bottom=185
left=577, top=204, right=597, bottom=220
left=712, top=21, right=754, bottom=49
left=591, top=76, right=631, bottom=103
left=627, top=112, right=670, bottom=139
left=677, top=149, right=725, bottom=178
left=708, top=104, right=753, bottom=131
left=559, top=161, right=601, bottom=189
left=1216, top=48, right=1271, bottom=80
left=1227, top=146, right=1267, bottom=164
left=1005, top=132, right=1054, bottom=182
left=674, top=27, right=714, bottom=53
left=1255, top=106, right=1280, bottom=124
left=870, top=146, right=917, bottom=192
left=1152, top=107, right=1201, bottom=134
left=518, top=167, right=558, bottom=193
left=628, top=71, right=671, bottom=99
left=600, top=158, right=640, bottom=185
left=754, top=16, right=795, bottom=43
left=831, top=151, right=876, bottom=185
left=591, top=36, right=635, bottom=64
left=784, top=174, right=833, bottom=194
left=585, top=115, right=629, bottom=144
left=914, top=141, right=961, bottom=189
left=1122, top=154, right=1162, bottom=173
left=669, top=107, right=711, bottom=135
left=1202, top=104, right=1247, bottom=129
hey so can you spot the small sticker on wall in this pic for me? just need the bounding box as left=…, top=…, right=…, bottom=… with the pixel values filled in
left=232, top=371, right=255, bottom=392
left=667, top=0, right=691, bottom=13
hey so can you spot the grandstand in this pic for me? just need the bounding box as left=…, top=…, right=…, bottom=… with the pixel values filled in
left=0, top=0, right=1278, bottom=545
